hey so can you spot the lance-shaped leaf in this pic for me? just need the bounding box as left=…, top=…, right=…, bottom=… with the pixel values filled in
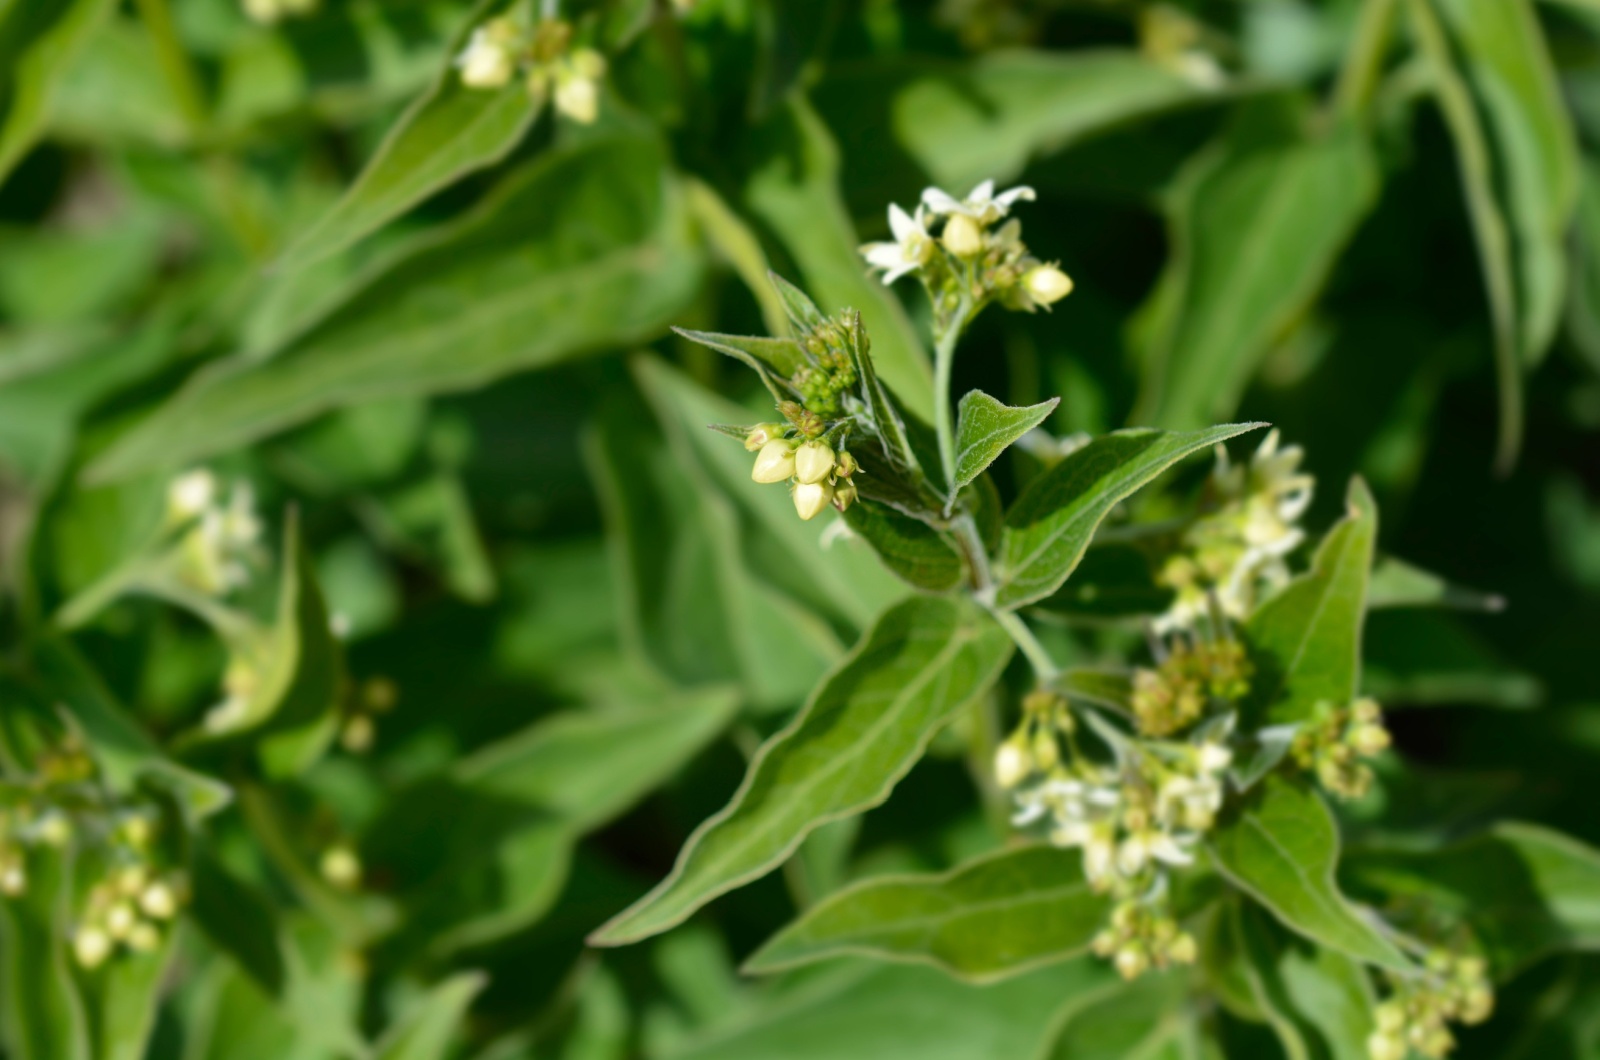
left=273, top=0, right=544, bottom=272
left=672, top=327, right=806, bottom=401
left=1208, top=775, right=1409, bottom=971
left=952, top=391, right=1059, bottom=492
left=1133, top=104, right=1378, bottom=432
left=0, top=0, right=115, bottom=185
left=88, top=134, right=700, bottom=481
left=1231, top=902, right=1375, bottom=1060
left=1243, top=477, right=1377, bottom=728
left=745, top=845, right=1109, bottom=982
left=1343, top=823, right=1600, bottom=979
left=1366, top=556, right=1504, bottom=612
left=590, top=596, right=1013, bottom=946
left=995, top=423, right=1263, bottom=610
left=367, top=689, right=738, bottom=958
left=371, top=972, right=487, bottom=1060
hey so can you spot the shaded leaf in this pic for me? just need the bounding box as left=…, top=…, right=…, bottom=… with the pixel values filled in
left=1244, top=477, right=1378, bottom=727
left=1134, top=104, right=1378, bottom=431
left=1232, top=902, right=1374, bottom=1060
left=1367, top=556, right=1505, bottom=612
left=273, top=0, right=543, bottom=271
left=0, top=0, right=115, bottom=184
left=373, top=972, right=487, bottom=1060
left=952, top=391, right=1059, bottom=492
left=0, top=849, right=91, bottom=1060
left=1043, top=972, right=1193, bottom=1060
left=841, top=503, right=965, bottom=593
left=1209, top=774, right=1409, bottom=970
left=1363, top=610, right=1542, bottom=709
left=995, top=423, right=1262, bottom=610
left=745, top=844, right=1109, bottom=982
left=89, top=134, right=701, bottom=481
left=1343, top=823, right=1600, bottom=979
left=590, top=596, right=1012, bottom=945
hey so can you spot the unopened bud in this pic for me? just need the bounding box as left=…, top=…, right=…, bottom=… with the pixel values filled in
left=320, top=846, right=361, bottom=890
left=751, top=439, right=796, bottom=483
left=167, top=469, right=216, bottom=522
left=1114, top=945, right=1148, bottom=980
left=341, top=714, right=376, bottom=754
left=457, top=20, right=519, bottom=89
left=1460, top=984, right=1493, bottom=1024
left=834, top=450, right=859, bottom=478
left=74, top=927, right=111, bottom=969
left=106, top=902, right=136, bottom=939
left=794, top=441, right=836, bottom=484
left=744, top=423, right=784, bottom=451
left=1373, top=1001, right=1406, bottom=1034
left=793, top=480, right=834, bottom=521
left=139, top=881, right=177, bottom=921
left=1030, top=727, right=1059, bottom=772
left=555, top=64, right=601, bottom=124
left=1352, top=697, right=1382, bottom=725
left=942, top=214, right=984, bottom=258
left=0, top=863, right=24, bottom=897
left=831, top=479, right=858, bottom=512
left=126, top=921, right=161, bottom=953
left=1366, top=1031, right=1406, bottom=1060
left=37, top=813, right=72, bottom=847
left=994, top=735, right=1032, bottom=789
left=1024, top=265, right=1073, bottom=306
left=1167, top=932, right=1197, bottom=964
left=1350, top=724, right=1390, bottom=756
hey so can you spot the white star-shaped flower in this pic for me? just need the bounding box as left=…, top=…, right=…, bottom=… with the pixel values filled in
left=921, top=180, right=1036, bottom=224
left=860, top=203, right=934, bottom=284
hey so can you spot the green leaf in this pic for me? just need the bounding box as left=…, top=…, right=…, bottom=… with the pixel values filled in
left=1232, top=902, right=1375, bottom=1060
left=952, top=391, right=1059, bottom=492
left=672, top=328, right=808, bottom=393
left=1343, top=823, right=1600, bottom=978
left=273, top=0, right=543, bottom=271
left=590, top=596, right=1012, bottom=946
left=1243, top=477, right=1378, bottom=727
left=995, top=423, right=1263, bottom=610
left=1567, top=161, right=1600, bottom=376
left=816, top=50, right=1206, bottom=209
left=0, top=849, right=91, bottom=1060
left=1033, top=544, right=1175, bottom=620
left=1043, top=972, right=1193, bottom=1060
left=666, top=961, right=1109, bottom=1060
left=1362, top=611, right=1542, bottom=709
left=372, top=972, right=487, bottom=1060
left=1133, top=103, right=1378, bottom=431
left=842, top=502, right=965, bottom=593
left=1208, top=774, right=1410, bottom=971
left=88, top=133, right=701, bottom=482
left=1367, top=556, right=1505, bottom=612
left=1051, top=669, right=1134, bottom=714
left=188, top=849, right=287, bottom=997
left=0, top=0, right=116, bottom=184
left=368, top=690, right=738, bottom=957
left=746, top=100, right=933, bottom=421
left=744, top=844, right=1110, bottom=982
left=683, top=179, right=791, bottom=338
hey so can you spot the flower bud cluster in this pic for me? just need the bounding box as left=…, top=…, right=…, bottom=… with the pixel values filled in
left=793, top=324, right=861, bottom=419
left=1131, top=634, right=1251, bottom=738
left=455, top=16, right=606, bottom=124
left=167, top=469, right=263, bottom=597
left=1367, top=952, right=1493, bottom=1060
left=749, top=426, right=860, bottom=523
left=1291, top=697, right=1390, bottom=800
left=1155, top=430, right=1313, bottom=634
left=859, top=180, right=1072, bottom=316
left=72, top=864, right=188, bottom=970
left=1092, top=897, right=1198, bottom=981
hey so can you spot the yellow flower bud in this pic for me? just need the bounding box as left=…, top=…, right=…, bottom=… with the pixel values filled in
left=794, top=441, right=836, bottom=484
left=834, top=450, right=859, bottom=478
left=1366, top=1031, right=1407, bottom=1060
left=126, top=921, right=162, bottom=953
left=1350, top=723, right=1390, bottom=757
left=1024, top=264, right=1074, bottom=306
left=457, top=22, right=519, bottom=89
left=1114, top=945, right=1148, bottom=980
left=555, top=67, right=600, bottom=124
left=751, top=439, right=796, bottom=483
left=320, top=846, right=362, bottom=891
left=994, top=734, right=1032, bottom=789
left=1167, top=931, right=1197, bottom=964
left=139, top=881, right=178, bottom=920
left=792, top=480, right=834, bottom=521
left=942, top=214, right=984, bottom=258
left=341, top=713, right=376, bottom=754
left=105, top=901, right=137, bottom=939
left=1, top=862, right=24, bottom=897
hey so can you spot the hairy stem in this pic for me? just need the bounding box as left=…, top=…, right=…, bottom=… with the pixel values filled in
left=989, top=606, right=1059, bottom=682
left=1333, top=0, right=1399, bottom=119
left=931, top=294, right=972, bottom=499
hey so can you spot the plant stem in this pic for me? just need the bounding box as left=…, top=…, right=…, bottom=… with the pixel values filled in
left=1333, top=0, right=1399, bottom=120
left=989, top=606, right=1059, bottom=682
left=931, top=295, right=971, bottom=500
left=134, top=0, right=207, bottom=134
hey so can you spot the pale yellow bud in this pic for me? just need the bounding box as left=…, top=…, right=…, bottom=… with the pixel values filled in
left=320, top=846, right=361, bottom=890
left=752, top=439, right=797, bottom=483
left=569, top=47, right=606, bottom=80
left=1367, top=1031, right=1407, bottom=1060
left=1024, top=265, right=1074, bottom=306
left=994, top=736, right=1032, bottom=789
left=126, top=921, right=162, bottom=953
left=0, top=863, right=24, bottom=897
left=1030, top=727, right=1060, bottom=772
left=942, top=214, right=984, bottom=258
left=1374, top=1001, right=1407, bottom=1034
left=794, top=441, right=836, bottom=484
left=74, top=927, right=112, bottom=969
left=1350, top=724, right=1390, bottom=757
left=792, top=480, right=834, bottom=521
left=1167, top=931, right=1197, bottom=964
left=1460, top=985, right=1493, bottom=1024
left=457, top=22, right=519, bottom=89
left=139, top=881, right=178, bottom=920
left=1114, top=945, right=1148, bottom=980
left=167, top=470, right=216, bottom=522
left=341, top=714, right=376, bottom=754
left=555, top=71, right=599, bottom=124
left=105, top=901, right=137, bottom=939
left=37, top=813, right=72, bottom=847
left=116, top=865, right=149, bottom=897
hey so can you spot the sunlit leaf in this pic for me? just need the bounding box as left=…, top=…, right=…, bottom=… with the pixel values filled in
left=995, top=423, right=1263, bottom=609
left=590, top=596, right=1012, bottom=945
left=952, top=391, right=1059, bottom=492
left=372, top=972, right=487, bottom=1060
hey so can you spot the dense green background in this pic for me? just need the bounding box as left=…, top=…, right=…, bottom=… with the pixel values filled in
left=4, top=0, right=1600, bottom=1056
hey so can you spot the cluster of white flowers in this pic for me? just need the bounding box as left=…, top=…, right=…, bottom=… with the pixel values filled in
left=1368, top=952, right=1493, bottom=1060
left=1155, top=429, right=1314, bottom=634
left=455, top=16, right=606, bottom=125
left=168, top=469, right=263, bottom=597
left=241, top=0, right=317, bottom=25
left=860, top=180, right=1072, bottom=312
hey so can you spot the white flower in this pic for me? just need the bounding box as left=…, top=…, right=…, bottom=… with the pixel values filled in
left=1023, top=264, right=1074, bottom=307
left=167, top=470, right=216, bottom=523
left=861, top=204, right=934, bottom=284
left=1196, top=742, right=1232, bottom=774
left=921, top=180, right=1036, bottom=224
left=554, top=50, right=606, bottom=123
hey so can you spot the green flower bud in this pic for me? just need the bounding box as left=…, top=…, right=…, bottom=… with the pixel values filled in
left=126, top=921, right=162, bottom=953
left=831, top=479, right=858, bottom=512
left=751, top=439, right=797, bottom=483
left=1167, top=931, right=1197, bottom=964
left=792, top=480, right=834, bottom=521
left=835, top=450, right=859, bottom=478
left=320, top=845, right=362, bottom=891
left=794, top=441, right=836, bottom=484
